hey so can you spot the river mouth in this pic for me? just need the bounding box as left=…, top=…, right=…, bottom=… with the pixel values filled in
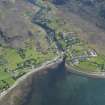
left=23, top=66, right=105, bottom=105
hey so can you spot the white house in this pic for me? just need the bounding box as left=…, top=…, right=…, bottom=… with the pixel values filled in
left=88, top=49, right=97, bottom=57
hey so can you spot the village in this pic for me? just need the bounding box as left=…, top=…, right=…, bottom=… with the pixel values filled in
left=57, top=31, right=105, bottom=73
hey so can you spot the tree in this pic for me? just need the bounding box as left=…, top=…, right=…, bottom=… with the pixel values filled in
left=17, top=48, right=26, bottom=59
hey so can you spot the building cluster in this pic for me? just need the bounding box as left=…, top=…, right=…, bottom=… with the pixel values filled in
left=71, top=49, right=97, bottom=65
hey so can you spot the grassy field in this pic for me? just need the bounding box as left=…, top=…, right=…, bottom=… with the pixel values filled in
left=0, top=42, right=57, bottom=91
left=76, top=61, right=99, bottom=72
left=0, top=70, right=15, bottom=85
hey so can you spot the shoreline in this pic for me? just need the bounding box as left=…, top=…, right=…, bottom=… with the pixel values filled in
left=1, top=56, right=105, bottom=100
left=66, top=64, right=105, bottom=79
left=0, top=57, right=63, bottom=100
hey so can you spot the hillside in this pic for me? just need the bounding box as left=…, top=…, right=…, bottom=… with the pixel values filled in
left=1, top=0, right=105, bottom=96
left=52, top=0, right=105, bottom=54
left=0, top=0, right=58, bottom=93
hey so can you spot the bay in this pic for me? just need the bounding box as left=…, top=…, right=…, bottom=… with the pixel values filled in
left=25, top=66, right=105, bottom=105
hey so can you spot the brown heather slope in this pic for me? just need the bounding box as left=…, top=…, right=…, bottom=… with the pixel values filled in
left=0, top=0, right=46, bottom=48
left=51, top=0, right=105, bottom=54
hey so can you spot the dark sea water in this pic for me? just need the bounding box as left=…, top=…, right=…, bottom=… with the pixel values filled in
left=52, top=0, right=67, bottom=5
left=25, top=65, right=105, bottom=105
